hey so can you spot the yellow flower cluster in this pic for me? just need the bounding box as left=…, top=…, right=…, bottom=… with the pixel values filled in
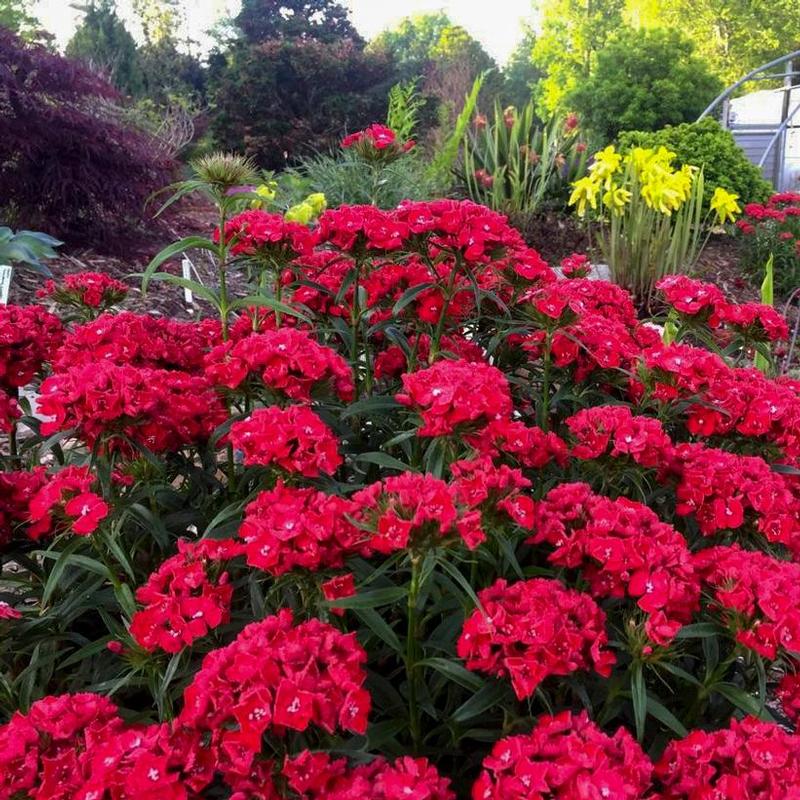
left=285, top=192, right=327, bottom=224
left=569, top=145, right=702, bottom=218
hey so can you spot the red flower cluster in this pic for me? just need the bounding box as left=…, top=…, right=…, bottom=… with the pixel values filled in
left=284, top=752, right=454, bottom=800
left=450, top=456, right=535, bottom=546
left=665, top=442, right=800, bottom=552
left=229, top=406, right=342, bottom=476
left=218, top=209, right=316, bottom=259
left=351, top=472, right=461, bottom=552
left=0, top=389, right=19, bottom=434
left=239, top=481, right=366, bottom=575
left=655, top=716, right=800, bottom=798
left=179, top=610, right=370, bottom=776
left=0, top=468, right=47, bottom=547
left=205, top=328, right=354, bottom=402
left=0, top=304, right=63, bottom=390
left=37, top=271, right=129, bottom=312
left=51, top=312, right=221, bottom=374
left=657, top=275, right=788, bottom=341
left=373, top=334, right=485, bottom=380
left=533, top=483, right=700, bottom=644
left=130, top=538, right=239, bottom=654
left=777, top=672, right=800, bottom=730
left=396, top=359, right=512, bottom=436
left=694, top=544, right=800, bottom=658
left=341, top=123, right=415, bottom=159
left=39, top=362, right=227, bottom=455
left=560, top=252, right=591, bottom=278
left=26, top=465, right=109, bottom=539
left=566, top=405, right=672, bottom=468
left=472, top=418, right=568, bottom=469
left=0, top=692, right=124, bottom=800
left=457, top=577, right=614, bottom=699
left=473, top=710, right=652, bottom=799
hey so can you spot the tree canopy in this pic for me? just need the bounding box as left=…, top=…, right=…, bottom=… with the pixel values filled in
left=234, top=0, right=361, bottom=44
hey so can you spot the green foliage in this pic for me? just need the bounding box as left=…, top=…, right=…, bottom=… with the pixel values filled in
left=0, top=0, right=47, bottom=43
left=461, top=102, right=588, bottom=214
left=618, top=118, right=773, bottom=208
left=426, top=72, right=485, bottom=193
left=66, top=0, right=143, bottom=96
left=234, top=0, right=360, bottom=44
left=209, top=37, right=393, bottom=170
left=386, top=80, right=424, bottom=143
left=652, top=0, right=800, bottom=85
left=367, top=12, right=450, bottom=81
left=569, top=28, right=722, bottom=142
left=501, top=28, right=542, bottom=109
left=0, top=228, right=61, bottom=276
left=533, top=0, right=624, bottom=115
left=282, top=150, right=434, bottom=209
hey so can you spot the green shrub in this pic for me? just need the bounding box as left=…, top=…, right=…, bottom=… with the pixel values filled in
left=618, top=118, right=773, bottom=209
left=569, top=28, right=722, bottom=142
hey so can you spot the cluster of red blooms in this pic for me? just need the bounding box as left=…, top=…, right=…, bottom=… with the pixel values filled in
left=655, top=715, right=800, bottom=798
left=229, top=406, right=342, bottom=476
left=665, top=442, right=800, bottom=552
left=130, top=538, right=240, bottom=654
left=373, top=334, right=485, bottom=380
left=178, top=610, right=370, bottom=778
left=0, top=465, right=108, bottom=550
left=694, top=544, right=800, bottom=659
left=0, top=389, right=19, bottom=434
left=218, top=209, right=316, bottom=260
left=559, top=252, right=591, bottom=278
left=472, top=710, right=653, bottom=799
left=533, top=483, right=700, bottom=645
left=777, top=672, right=800, bottom=730
left=657, top=275, right=788, bottom=341
left=449, top=456, right=535, bottom=547
left=205, top=328, right=354, bottom=402
left=36, top=271, right=129, bottom=312
left=238, top=481, right=366, bottom=575
left=341, top=123, right=415, bottom=160
left=471, top=417, right=569, bottom=469
left=396, top=359, right=512, bottom=436
left=51, top=312, right=221, bottom=374
left=0, top=304, right=63, bottom=390
left=566, top=405, right=672, bottom=468
left=350, top=472, right=461, bottom=553
left=38, top=362, right=227, bottom=455
left=737, top=192, right=800, bottom=258
left=457, top=577, right=615, bottom=699
left=284, top=752, right=453, bottom=800
left=26, top=465, right=109, bottom=540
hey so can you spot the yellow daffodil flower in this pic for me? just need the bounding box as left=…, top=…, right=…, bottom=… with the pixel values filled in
left=589, top=145, right=622, bottom=188
left=710, top=187, right=741, bottom=224
left=602, top=184, right=632, bottom=213
left=569, top=176, right=601, bottom=217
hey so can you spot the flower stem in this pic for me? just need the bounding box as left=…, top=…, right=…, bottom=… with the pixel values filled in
left=406, top=552, right=423, bottom=751
left=540, top=331, right=552, bottom=430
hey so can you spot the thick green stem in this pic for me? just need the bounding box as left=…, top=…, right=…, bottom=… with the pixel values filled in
left=406, top=553, right=423, bottom=751
left=429, top=259, right=460, bottom=363
left=217, top=202, right=230, bottom=341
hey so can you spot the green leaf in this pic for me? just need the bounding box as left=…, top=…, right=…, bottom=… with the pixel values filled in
left=39, top=541, right=111, bottom=605
left=417, top=657, right=484, bottom=692
left=229, top=294, right=311, bottom=323
left=452, top=681, right=508, bottom=722
left=324, top=586, right=407, bottom=609
left=646, top=694, right=688, bottom=737
left=631, top=662, right=647, bottom=742
left=354, top=452, right=414, bottom=472
left=392, top=283, right=434, bottom=315
left=340, top=396, right=401, bottom=420
left=353, top=608, right=403, bottom=654
left=712, top=682, right=774, bottom=720
left=674, top=623, right=721, bottom=639
left=141, top=237, right=218, bottom=293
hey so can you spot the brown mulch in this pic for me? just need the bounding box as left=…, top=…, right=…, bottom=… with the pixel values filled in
left=8, top=198, right=221, bottom=319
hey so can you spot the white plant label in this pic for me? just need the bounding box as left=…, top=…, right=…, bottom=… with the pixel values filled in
left=0, top=265, right=12, bottom=305
left=181, top=258, right=194, bottom=306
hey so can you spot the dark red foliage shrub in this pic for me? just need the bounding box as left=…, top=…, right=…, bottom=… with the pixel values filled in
left=0, top=29, right=176, bottom=251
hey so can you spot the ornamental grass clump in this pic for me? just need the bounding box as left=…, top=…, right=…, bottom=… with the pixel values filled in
left=3, top=183, right=800, bottom=798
